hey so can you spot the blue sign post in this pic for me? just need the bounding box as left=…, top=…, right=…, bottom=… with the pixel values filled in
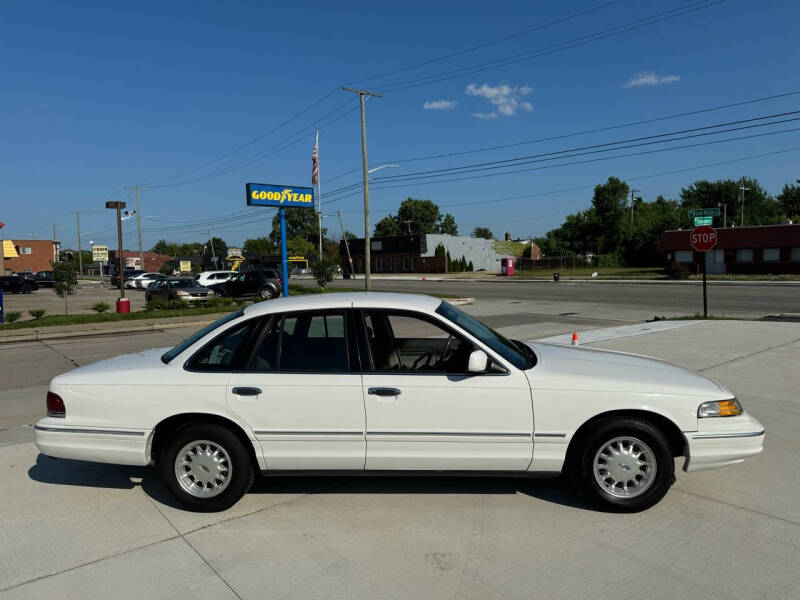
left=246, top=183, right=315, bottom=298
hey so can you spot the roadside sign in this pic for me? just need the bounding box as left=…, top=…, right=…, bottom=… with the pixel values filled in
left=694, top=216, right=713, bottom=226
left=689, top=208, right=720, bottom=218
left=92, top=245, right=109, bottom=262
left=246, top=183, right=314, bottom=208
left=690, top=225, right=718, bottom=252
left=179, top=260, right=191, bottom=273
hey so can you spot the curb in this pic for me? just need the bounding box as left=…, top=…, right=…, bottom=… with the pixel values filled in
left=0, top=319, right=217, bottom=344
left=443, top=297, right=475, bottom=306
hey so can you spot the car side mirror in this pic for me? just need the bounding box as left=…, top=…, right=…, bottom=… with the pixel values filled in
left=467, top=350, right=489, bottom=373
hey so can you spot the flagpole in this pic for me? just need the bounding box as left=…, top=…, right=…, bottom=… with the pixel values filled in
left=316, top=125, right=323, bottom=259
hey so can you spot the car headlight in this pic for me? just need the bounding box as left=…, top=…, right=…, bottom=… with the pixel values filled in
left=176, top=290, right=189, bottom=296
left=698, top=398, right=743, bottom=418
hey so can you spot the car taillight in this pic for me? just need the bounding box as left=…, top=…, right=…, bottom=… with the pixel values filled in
left=47, top=392, right=65, bottom=417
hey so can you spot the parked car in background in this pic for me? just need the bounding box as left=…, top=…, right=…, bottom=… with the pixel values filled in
left=196, top=271, right=237, bottom=287
left=145, top=277, right=214, bottom=305
left=206, top=269, right=281, bottom=299
left=29, top=271, right=55, bottom=287
left=0, top=275, right=38, bottom=294
left=33, top=292, right=765, bottom=512
left=128, top=272, right=167, bottom=289
left=111, top=269, right=145, bottom=289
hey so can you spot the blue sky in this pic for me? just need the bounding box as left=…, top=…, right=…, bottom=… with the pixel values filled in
left=1, top=0, right=798, bottom=251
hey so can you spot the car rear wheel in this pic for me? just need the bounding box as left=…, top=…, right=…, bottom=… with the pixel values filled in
left=21, top=286, right=32, bottom=294
left=160, top=424, right=253, bottom=512
left=571, top=417, right=674, bottom=512
left=259, top=287, right=275, bottom=299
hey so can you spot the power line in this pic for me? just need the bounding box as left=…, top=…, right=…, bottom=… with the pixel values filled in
left=375, top=1, right=723, bottom=92
left=345, top=0, right=622, bottom=86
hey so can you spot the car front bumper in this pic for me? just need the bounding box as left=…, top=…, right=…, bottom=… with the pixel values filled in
left=683, top=411, right=764, bottom=473
left=34, top=418, right=150, bottom=466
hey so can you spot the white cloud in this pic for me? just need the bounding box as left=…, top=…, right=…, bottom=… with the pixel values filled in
left=465, top=83, right=533, bottom=118
left=624, top=71, right=680, bottom=88
left=423, top=99, right=457, bottom=111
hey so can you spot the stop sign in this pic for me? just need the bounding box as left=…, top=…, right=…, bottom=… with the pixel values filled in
left=690, top=225, right=718, bottom=252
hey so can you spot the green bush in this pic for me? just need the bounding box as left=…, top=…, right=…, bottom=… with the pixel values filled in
left=5, top=311, right=22, bottom=323
left=29, top=309, right=46, bottom=319
left=91, top=302, right=110, bottom=313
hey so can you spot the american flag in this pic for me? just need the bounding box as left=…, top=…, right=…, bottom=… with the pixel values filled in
left=311, top=130, right=319, bottom=185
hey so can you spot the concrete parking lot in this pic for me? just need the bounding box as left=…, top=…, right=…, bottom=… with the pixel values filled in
left=1, top=280, right=151, bottom=318
left=0, top=307, right=798, bottom=599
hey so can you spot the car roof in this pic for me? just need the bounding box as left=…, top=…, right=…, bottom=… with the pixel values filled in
left=199, top=270, right=235, bottom=275
left=242, top=292, right=442, bottom=317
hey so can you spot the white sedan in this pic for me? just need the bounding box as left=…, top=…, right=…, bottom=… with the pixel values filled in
left=34, top=293, right=764, bottom=512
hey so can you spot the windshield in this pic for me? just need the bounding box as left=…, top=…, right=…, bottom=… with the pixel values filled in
left=436, top=301, right=533, bottom=370
left=161, top=310, right=244, bottom=364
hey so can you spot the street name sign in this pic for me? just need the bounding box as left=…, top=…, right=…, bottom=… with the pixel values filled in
left=689, top=208, right=720, bottom=218
left=694, top=216, right=713, bottom=226
left=690, top=225, right=718, bottom=252
left=92, top=245, right=109, bottom=262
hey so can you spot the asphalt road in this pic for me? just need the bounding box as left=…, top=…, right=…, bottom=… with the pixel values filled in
left=318, top=278, right=800, bottom=320
left=0, top=313, right=798, bottom=599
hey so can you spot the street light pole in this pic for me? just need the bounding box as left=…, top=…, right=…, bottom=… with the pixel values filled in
left=126, top=186, right=145, bottom=269
left=75, top=212, right=82, bottom=275
left=342, top=86, right=382, bottom=291
left=739, top=182, right=750, bottom=227
left=106, top=201, right=127, bottom=298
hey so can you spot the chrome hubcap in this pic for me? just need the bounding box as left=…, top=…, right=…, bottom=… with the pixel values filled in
left=593, top=436, right=657, bottom=498
left=174, top=440, right=232, bottom=498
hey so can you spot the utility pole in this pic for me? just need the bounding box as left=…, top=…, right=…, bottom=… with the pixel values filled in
left=75, top=212, right=83, bottom=275
left=106, top=201, right=127, bottom=300
left=52, top=224, right=58, bottom=262
left=314, top=125, right=323, bottom=260
left=342, top=86, right=382, bottom=291
left=629, top=188, right=640, bottom=228
left=338, top=211, right=356, bottom=279
left=739, top=182, right=750, bottom=227
left=126, top=186, right=145, bottom=270
left=208, top=229, right=216, bottom=269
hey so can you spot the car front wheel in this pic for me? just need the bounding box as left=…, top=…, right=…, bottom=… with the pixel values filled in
left=160, top=424, right=253, bottom=512
left=571, top=417, right=674, bottom=512
left=259, top=287, right=274, bottom=299
left=21, top=286, right=32, bottom=294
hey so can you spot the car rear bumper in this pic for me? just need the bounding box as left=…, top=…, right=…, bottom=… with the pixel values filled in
left=34, top=419, right=150, bottom=466
left=683, top=412, right=764, bottom=473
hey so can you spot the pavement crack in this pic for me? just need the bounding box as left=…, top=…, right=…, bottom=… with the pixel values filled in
left=672, top=488, right=800, bottom=526
left=142, top=492, right=244, bottom=600
left=37, top=339, right=80, bottom=368
left=699, top=336, right=800, bottom=372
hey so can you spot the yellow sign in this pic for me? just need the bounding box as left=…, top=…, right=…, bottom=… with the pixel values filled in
left=92, top=245, right=108, bottom=262
left=2, top=240, right=19, bottom=258
left=179, top=260, right=191, bottom=273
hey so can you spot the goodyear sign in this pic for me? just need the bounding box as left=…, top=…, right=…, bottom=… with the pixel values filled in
left=247, top=183, right=314, bottom=208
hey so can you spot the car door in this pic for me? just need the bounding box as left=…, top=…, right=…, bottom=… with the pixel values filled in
left=225, top=308, right=366, bottom=470
left=359, top=309, right=533, bottom=471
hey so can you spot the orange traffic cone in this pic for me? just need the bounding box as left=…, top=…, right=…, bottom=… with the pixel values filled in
left=572, top=332, right=579, bottom=346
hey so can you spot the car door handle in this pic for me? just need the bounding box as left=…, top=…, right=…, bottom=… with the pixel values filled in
left=368, top=387, right=402, bottom=397
left=232, top=387, right=262, bottom=396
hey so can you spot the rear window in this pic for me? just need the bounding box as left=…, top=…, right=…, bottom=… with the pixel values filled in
left=161, top=310, right=244, bottom=364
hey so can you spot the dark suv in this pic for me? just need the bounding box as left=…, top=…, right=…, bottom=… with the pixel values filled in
left=0, top=275, right=39, bottom=294
left=207, top=269, right=281, bottom=299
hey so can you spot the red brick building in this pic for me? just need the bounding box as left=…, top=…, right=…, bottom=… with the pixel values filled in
left=2, top=239, right=59, bottom=274
left=661, top=224, right=800, bottom=274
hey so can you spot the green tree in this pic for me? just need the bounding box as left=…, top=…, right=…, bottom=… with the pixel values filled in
left=467, top=260, right=474, bottom=271
left=269, top=207, right=325, bottom=257
left=51, top=260, right=78, bottom=315
left=439, top=213, right=458, bottom=235
left=434, top=243, right=446, bottom=257
left=590, top=177, right=629, bottom=254
left=203, top=237, right=228, bottom=268
left=310, top=257, right=338, bottom=290
left=374, top=215, right=402, bottom=237
left=243, top=237, right=277, bottom=256
left=151, top=240, right=178, bottom=256
left=472, top=227, right=493, bottom=239
left=680, top=177, right=780, bottom=227
left=777, top=180, right=800, bottom=221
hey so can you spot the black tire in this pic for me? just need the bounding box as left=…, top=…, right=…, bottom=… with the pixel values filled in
left=21, top=286, right=32, bottom=294
left=570, top=417, right=674, bottom=512
left=160, top=423, right=254, bottom=512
